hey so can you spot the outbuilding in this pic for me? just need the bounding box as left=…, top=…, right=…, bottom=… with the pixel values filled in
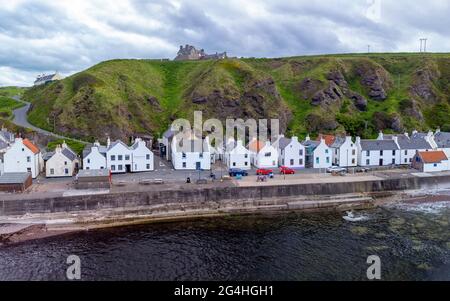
left=412, top=151, right=450, bottom=173
left=75, top=169, right=111, bottom=190
left=0, top=172, right=32, bottom=193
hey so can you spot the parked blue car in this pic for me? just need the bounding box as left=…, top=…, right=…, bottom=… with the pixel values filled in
left=229, top=168, right=249, bottom=177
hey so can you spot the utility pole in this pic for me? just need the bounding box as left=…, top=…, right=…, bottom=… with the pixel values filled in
left=368, top=45, right=371, bottom=54
left=420, top=38, right=428, bottom=53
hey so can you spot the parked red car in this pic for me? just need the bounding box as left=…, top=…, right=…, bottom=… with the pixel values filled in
left=280, top=166, right=295, bottom=175
left=256, top=168, right=273, bottom=176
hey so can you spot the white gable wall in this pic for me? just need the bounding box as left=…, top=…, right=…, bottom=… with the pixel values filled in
left=312, top=140, right=332, bottom=169
left=83, top=147, right=107, bottom=170
left=131, top=139, right=154, bottom=172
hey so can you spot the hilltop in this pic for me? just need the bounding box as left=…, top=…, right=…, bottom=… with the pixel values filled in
left=21, top=53, right=450, bottom=142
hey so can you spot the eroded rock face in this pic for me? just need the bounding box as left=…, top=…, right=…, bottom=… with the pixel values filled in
left=400, top=99, right=424, bottom=121
left=356, top=63, right=392, bottom=101
left=298, top=78, right=323, bottom=100
left=305, top=113, right=338, bottom=133
left=348, top=92, right=368, bottom=111
left=372, top=112, right=403, bottom=132
left=311, top=81, right=343, bottom=106
left=410, top=66, right=440, bottom=103
left=189, top=77, right=292, bottom=133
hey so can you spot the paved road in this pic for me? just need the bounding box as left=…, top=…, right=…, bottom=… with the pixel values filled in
left=11, top=95, right=87, bottom=144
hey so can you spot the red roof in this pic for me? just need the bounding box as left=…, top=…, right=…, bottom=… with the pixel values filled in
left=317, top=134, right=336, bottom=147
left=248, top=140, right=265, bottom=153
left=419, top=151, right=448, bottom=164
left=23, top=139, right=40, bottom=154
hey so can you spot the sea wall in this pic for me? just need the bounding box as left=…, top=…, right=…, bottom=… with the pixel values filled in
left=1, top=174, right=450, bottom=217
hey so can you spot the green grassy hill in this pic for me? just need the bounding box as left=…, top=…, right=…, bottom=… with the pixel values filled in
left=22, top=53, right=450, bottom=142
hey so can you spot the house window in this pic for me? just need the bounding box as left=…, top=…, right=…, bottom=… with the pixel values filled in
left=27, top=168, right=31, bottom=173
left=366, top=159, right=370, bottom=165
left=265, top=152, right=271, bottom=157
left=245, top=162, right=248, bottom=166
left=326, top=157, right=330, bottom=164
left=392, top=159, right=395, bottom=165
left=111, top=165, right=116, bottom=171
left=299, top=159, right=303, bottom=165
left=118, top=165, right=123, bottom=171
left=282, top=159, right=285, bottom=165
left=393, top=150, right=396, bottom=156
left=146, top=164, right=150, bottom=169
left=182, top=162, right=187, bottom=168
left=405, top=159, right=408, bottom=163
left=405, top=150, right=408, bottom=155
left=182, top=153, right=186, bottom=159
left=380, top=150, right=384, bottom=156
left=434, top=163, right=438, bottom=167
left=299, top=150, right=303, bottom=156
left=316, top=157, right=320, bottom=164
left=27, top=156, right=31, bottom=162
left=64, top=161, right=67, bottom=166
left=233, top=162, right=236, bottom=167
left=245, top=154, right=248, bottom=158
left=125, top=155, right=130, bottom=161
left=325, top=149, right=329, bottom=154
left=87, top=159, right=91, bottom=164
left=111, top=155, right=116, bottom=161
left=118, top=155, right=123, bottom=161
left=352, top=159, right=356, bottom=164
left=290, top=159, right=294, bottom=166
left=409, top=158, right=412, bottom=163
left=86, top=167, right=90, bottom=170
left=199, top=153, right=203, bottom=158
left=22, top=148, right=24, bottom=152
left=366, top=151, right=370, bottom=156
left=146, top=154, right=150, bottom=160
left=352, top=150, right=356, bottom=156
left=50, top=168, right=55, bottom=175
left=65, top=169, right=69, bottom=175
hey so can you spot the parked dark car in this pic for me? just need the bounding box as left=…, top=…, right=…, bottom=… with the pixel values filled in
left=229, top=169, right=249, bottom=177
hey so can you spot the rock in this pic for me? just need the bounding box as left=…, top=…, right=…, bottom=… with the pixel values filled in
left=326, top=70, right=348, bottom=90
left=311, top=81, right=343, bottom=106
left=348, top=92, right=368, bottom=111
left=372, top=112, right=403, bottom=132
left=298, top=77, right=323, bottom=100
left=356, top=62, right=392, bottom=101
left=399, top=99, right=424, bottom=121
left=410, top=66, right=440, bottom=103
left=305, top=113, right=338, bottom=132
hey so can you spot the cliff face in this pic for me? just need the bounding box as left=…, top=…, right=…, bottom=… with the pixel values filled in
left=22, top=54, right=450, bottom=142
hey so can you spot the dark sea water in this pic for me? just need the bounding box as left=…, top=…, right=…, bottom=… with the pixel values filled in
left=0, top=201, right=449, bottom=281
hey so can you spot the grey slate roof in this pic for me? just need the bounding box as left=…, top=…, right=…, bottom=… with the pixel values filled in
left=43, top=151, right=55, bottom=161
left=331, top=137, right=346, bottom=148
left=83, top=144, right=107, bottom=158
left=393, top=134, right=432, bottom=150
left=278, top=137, right=292, bottom=150
left=302, top=140, right=319, bottom=148
left=433, top=132, right=450, bottom=148
left=0, top=129, right=14, bottom=143
left=0, top=140, right=8, bottom=150
left=0, top=173, right=31, bottom=184
left=62, top=148, right=77, bottom=161
left=360, top=139, right=399, bottom=151
left=107, top=140, right=129, bottom=151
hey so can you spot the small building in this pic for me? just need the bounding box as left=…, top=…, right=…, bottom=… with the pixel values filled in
left=303, top=136, right=332, bottom=169
left=75, top=169, right=111, bottom=190
left=412, top=151, right=450, bottom=172
left=356, top=137, right=400, bottom=167
left=171, top=135, right=211, bottom=170
left=45, top=142, right=79, bottom=178
left=225, top=140, right=251, bottom=170
left=83, top=141, right=107, bottom=170
left=432, top=130, right=450, bottom=159
left=331, top=136, right=358, bottom=167
left=0, top=172, right=32, bottom=193
left=3, top=138, right=44, bottom=178
left=130, top=138, right=154, bottom=172
left=277, top=136, right=305, bottom=169
left=34, top=72, right=63, bottom=86
left=160, top=129, right=176, bottom=161
left=106, top=138, right=133, bottom=174
left=248, top=139, right=278, bottom=169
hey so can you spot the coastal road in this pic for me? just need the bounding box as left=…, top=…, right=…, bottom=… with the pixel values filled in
left=11, top=95, right=87, bottom=144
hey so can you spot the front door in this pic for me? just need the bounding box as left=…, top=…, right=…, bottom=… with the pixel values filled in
left=196, top=162, right=201, bottom=170
left=379, top=159, right=383, bottom=166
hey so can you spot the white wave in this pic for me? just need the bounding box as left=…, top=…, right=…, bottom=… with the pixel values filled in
left=393, top=201, right=450, bottom=214
left=343, top=211, right=371, bottom=222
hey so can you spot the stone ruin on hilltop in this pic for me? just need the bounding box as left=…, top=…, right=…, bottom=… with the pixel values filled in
left=174, top=44, right=227, bottom=61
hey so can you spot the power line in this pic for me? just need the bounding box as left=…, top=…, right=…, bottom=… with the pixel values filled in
left=419, top=38, right=428, bottom=53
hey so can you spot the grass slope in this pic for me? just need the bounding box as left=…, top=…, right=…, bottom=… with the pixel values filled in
left=23, top=53, right=450, bottom=141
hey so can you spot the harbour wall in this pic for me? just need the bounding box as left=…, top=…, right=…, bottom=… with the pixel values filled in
left=1, top=174, right=450, bottom=217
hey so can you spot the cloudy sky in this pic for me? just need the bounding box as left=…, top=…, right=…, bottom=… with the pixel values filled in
left=1, top=0, right=449, bottom=86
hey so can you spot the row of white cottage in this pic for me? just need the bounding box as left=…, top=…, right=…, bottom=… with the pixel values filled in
left=162, top=129, right=450, bottom=172
left=0, top=127, right=155, bottom=178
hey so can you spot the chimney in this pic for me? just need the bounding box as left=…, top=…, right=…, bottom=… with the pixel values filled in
left=377, top=131, right=384, bottom=140
left=55, top=145, right=62, bottom=153
left=393, top=136, right=399, bottom=146
left=237, top=140, right=243, bottom=147
left=412, top=130, right=418, bottom=135
left=94, top=140, right=100, bottom=147
left=292, top=136, right=299, bottom=143
left=320, top=138, right=326, bottom=146
left=305, top=134, right=311, bottom=142
left=61, top=140, right=68, bottom=149
left=404, top=132, right=409, bottom=138
left=345, top=136, right=352, bottom=143
left=356, top=136, right=361, bottom=145
left=436, top=127, right=441, bottom=134
left=107, top=137, right=111, bottom=148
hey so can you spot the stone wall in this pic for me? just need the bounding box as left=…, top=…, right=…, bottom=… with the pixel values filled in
left=1, top=174, right=449, bottom=217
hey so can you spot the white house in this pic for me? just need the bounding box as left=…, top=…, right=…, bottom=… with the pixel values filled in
left=277, top=136, right=305, bottom=169
left=83, top=141, right=107, bottom=170
left=131, top=138, right=154, bottom=172
left=171, top=135, right=211, bottom=170
left=0, top=128, right=15, bottom=175
left=106, top=138, right=133, bottom=174
left=45, top=143, right=79, bottom=178
left=303, top=137, right=332, bottom=169
left=412, top=150, right=450, bottom=172
left=331, top=136, right=358, bottom=167
left=160, top=129, right=176, bottom=161
left=380, top=131, right=434, bottom=165
left=225, top=140, right=251, bottom=170
left=356, top=137, right=400, bottom=167
left=248, top=139, right=278, bottom=169
left=34, top=72, right=63, bottom=86
left=3, top=138, right=44, bottom=178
